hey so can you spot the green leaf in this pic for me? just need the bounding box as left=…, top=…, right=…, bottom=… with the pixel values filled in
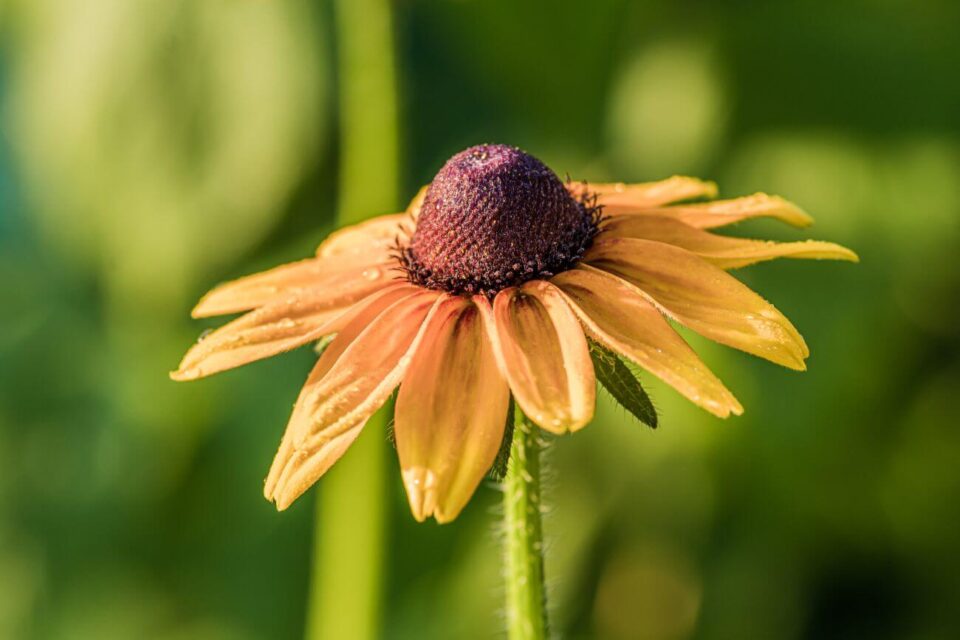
left=487, top=399, right=516, bottom=481
left=384, top=388, right=399, bottom=449
left=385, top=419, right=396, bottom=449
left=589, top=340, right=658, bottom=429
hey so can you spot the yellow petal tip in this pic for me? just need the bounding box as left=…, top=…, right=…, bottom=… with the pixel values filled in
left=274, top=493, right=293, bottom=511
left=703, top=180, right=719, bottom=199
left=778, top=199, right=814, bottom=228
left=527, top=414, right=571, bottom=435
left=190, top=295, right=225, bottom=318
left=748, top=193, right=814, bottom=228
left=403, top=467, right=438, bottom=523
left=169, top=369, right=195, bottom=382
left=804, top=243, right=859, bottom=263
left=434, top=510, right=458, bottom=525
left=842, top=248, right=860, bottom=263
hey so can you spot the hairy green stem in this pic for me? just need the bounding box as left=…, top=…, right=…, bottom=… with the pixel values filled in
left=306, top=0, right=399, bottom=637
left=503, top=408, right=548, bottom=639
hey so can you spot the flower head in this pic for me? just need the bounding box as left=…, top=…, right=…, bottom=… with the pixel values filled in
left=401, top=144, right=600, bottom=295
left=172, top=144, right=856, bottom=523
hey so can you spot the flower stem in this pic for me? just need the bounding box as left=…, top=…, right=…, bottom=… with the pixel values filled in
left=503, top=408, right=548, bottom=639
left=306, top=0, right=399, bottom=637
left=307, top=421, right=386, bottom=640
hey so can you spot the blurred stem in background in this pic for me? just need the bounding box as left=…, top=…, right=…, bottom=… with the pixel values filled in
left=306, top=0, right=399, bottom=638
left=504, top=409, right=548, bottom=639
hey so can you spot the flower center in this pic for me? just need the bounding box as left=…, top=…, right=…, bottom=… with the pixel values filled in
left=401, top=144, right=599, bottom=296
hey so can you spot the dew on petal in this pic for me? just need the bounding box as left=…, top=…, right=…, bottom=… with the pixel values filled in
left=362, top=267, right=383, bottom=281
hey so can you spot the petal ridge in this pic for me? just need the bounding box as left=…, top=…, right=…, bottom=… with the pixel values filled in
left=395, top=296, right=509, bottom=523
left=602, top=215, right=858, bottom=268
left=478, top=282, right=595, bottom=433
left=315, top=213, right=411, bottom=259
left=568, top=176, right=718, bottom=208
left=603, top=193, right=814, bottom=229
left=192, top=259, right=396, bottom=318
left=551, top=267, right=742, bottom=417
left=584, top=238, right=809, bottom=370
left=265, top=288, right=442, bottom=509
left=172, top=282, right=417, bottom=381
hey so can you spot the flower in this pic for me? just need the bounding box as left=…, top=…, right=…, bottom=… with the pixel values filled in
left=171, top=144, right=856, bottom=523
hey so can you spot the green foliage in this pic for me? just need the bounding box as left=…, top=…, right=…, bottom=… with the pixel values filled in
left=487, top=399, right=516, bottom=481
left=589, top=340, right=658, bottom=429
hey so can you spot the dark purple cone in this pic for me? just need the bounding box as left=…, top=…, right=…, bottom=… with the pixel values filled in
left=401, top=144, right=599, bottom=296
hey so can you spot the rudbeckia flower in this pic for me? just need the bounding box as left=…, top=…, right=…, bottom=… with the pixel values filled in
left=172, top=144, right=856, bottom=523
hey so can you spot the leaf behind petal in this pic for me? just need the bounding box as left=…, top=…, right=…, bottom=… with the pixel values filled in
left=589, top=340, right=658, bottom=429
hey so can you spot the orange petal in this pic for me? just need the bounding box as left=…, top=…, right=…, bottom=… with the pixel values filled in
left=172, top=282, right=417, bottom=381
left=191, top=259, right=396, bottom=318
left=262, top=287, right=425, bottom=505
left=268, top=422, right=366, bottom=510
left=568, top=176, right=718, bottom=208
left=315, top=213, right=411, bottom=261
left=585, top=238, right=809, bottom=370
left=395, top=296, right=509, bottom=523
left=605, top=193, right=814, bottom=228
left=479, top=281, right=595, bottom=433
left=551, top=267, right=742, bottom=417
left=602, top=215, right=858, bottom=269
left=265, top=288, right=442, bottom=510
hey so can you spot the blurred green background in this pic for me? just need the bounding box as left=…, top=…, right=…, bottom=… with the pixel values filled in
left=1, top=1, right=959, bottom=639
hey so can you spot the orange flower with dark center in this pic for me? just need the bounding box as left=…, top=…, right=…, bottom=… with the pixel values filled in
left=172, top=144, right=856, bottom=523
